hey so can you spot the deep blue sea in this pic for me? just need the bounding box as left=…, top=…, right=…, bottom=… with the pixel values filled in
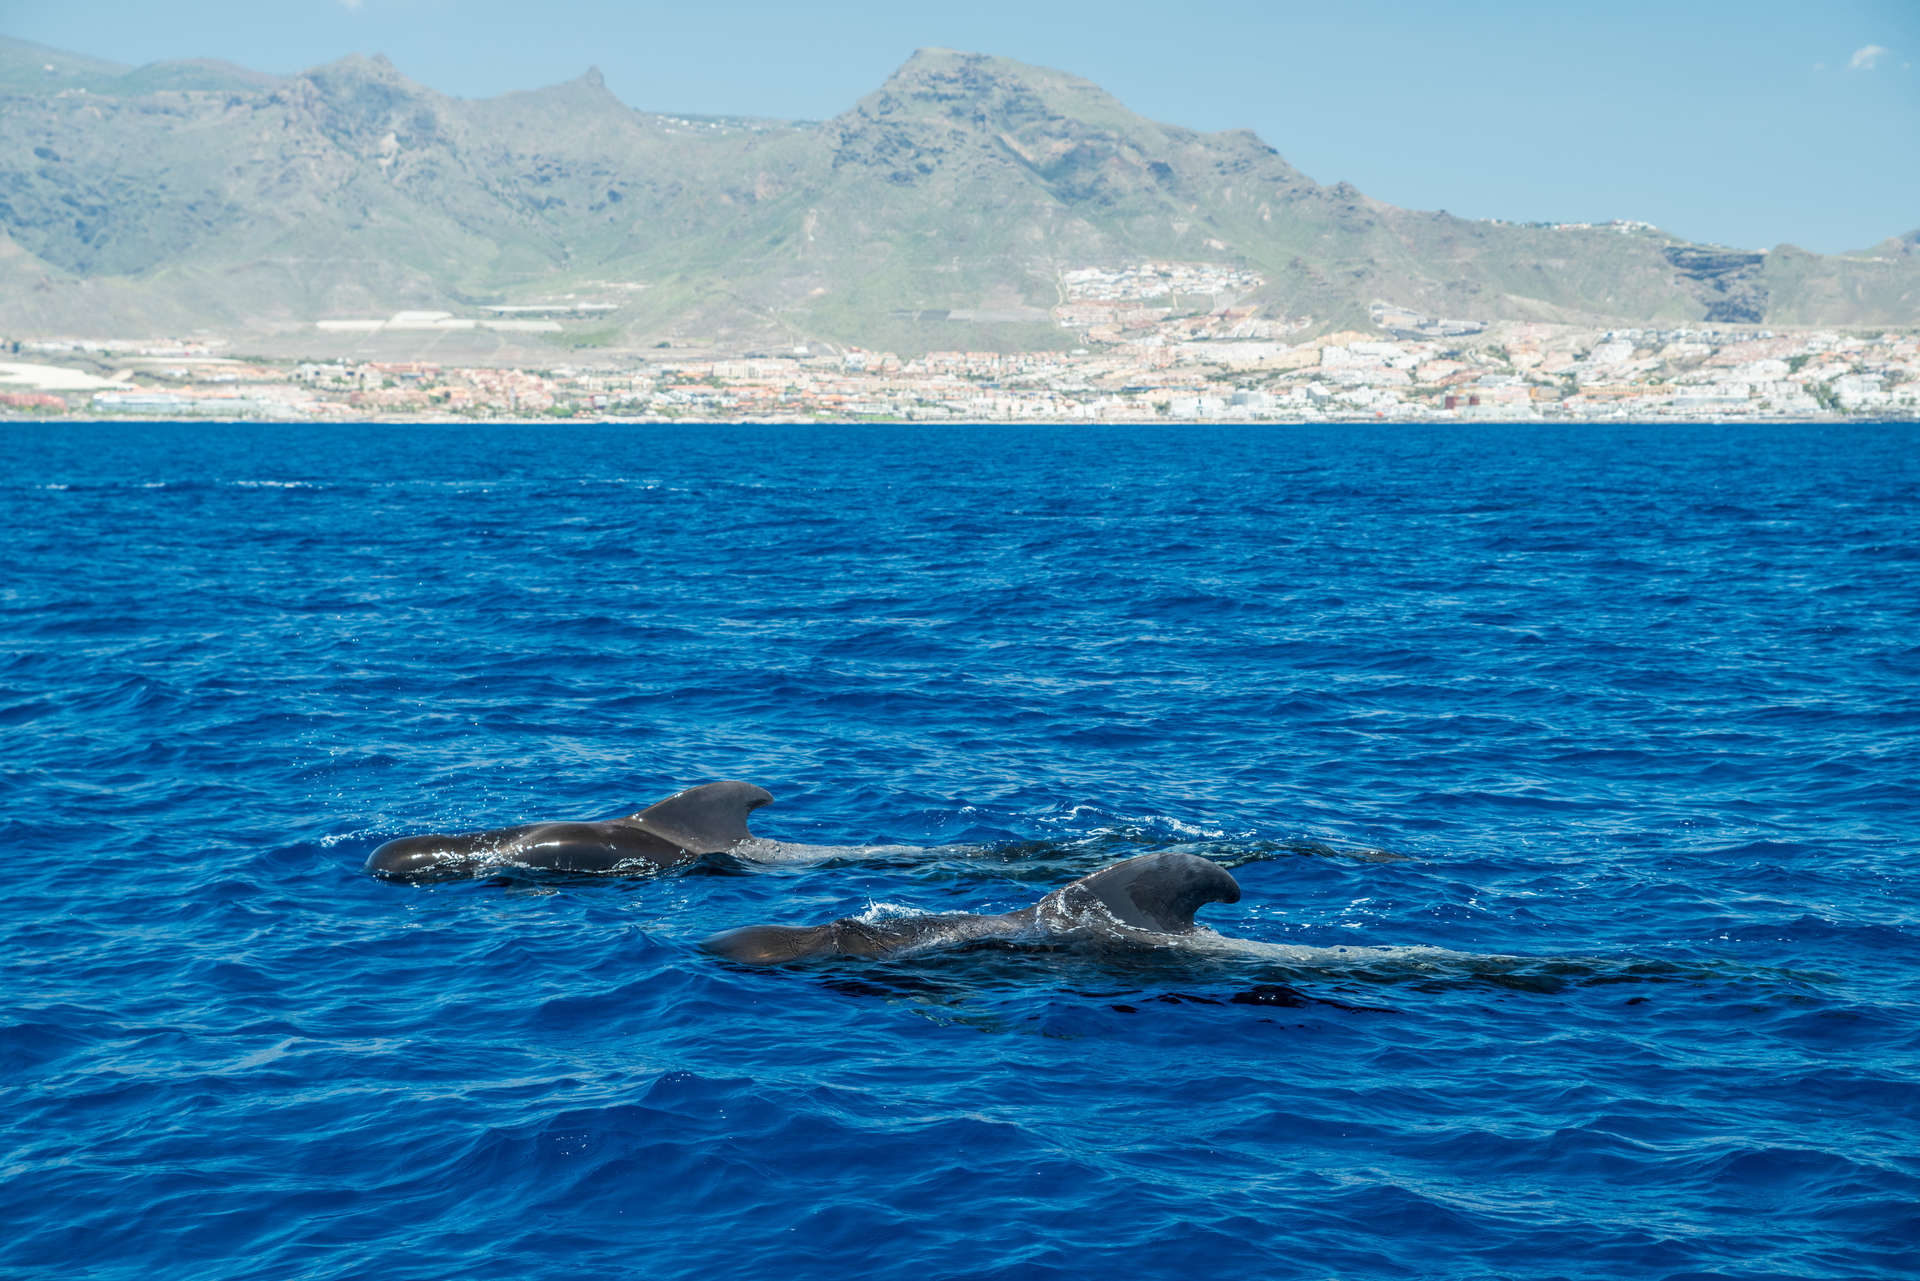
left=3, top=421, right=1917, bottom=1280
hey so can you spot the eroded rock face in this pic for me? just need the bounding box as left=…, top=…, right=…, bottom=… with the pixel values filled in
left=1664, top=246, right=1769, bottom=323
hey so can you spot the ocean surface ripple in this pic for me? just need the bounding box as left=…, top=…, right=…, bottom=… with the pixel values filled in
left=3, top=421, right=1917, bottom=1280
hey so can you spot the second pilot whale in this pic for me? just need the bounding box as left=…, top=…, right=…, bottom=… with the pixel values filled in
left=366, top=780, right=773, bottom=883
left=699, top=849, right=1639, bottom=988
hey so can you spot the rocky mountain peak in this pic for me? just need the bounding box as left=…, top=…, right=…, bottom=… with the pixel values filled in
left=865, top=48, right=1141, bottom=134
left=294, top=52, right=447, bottom=151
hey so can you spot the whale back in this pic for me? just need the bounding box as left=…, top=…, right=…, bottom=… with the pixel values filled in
left=1047, top=851, right=1241, bottom=933
left=629, top=780, right=773, bottom=854
left=704, top=919, right=897, bottom=964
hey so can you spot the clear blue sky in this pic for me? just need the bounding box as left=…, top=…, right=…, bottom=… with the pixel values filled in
left=3, top=0, right=1915, bottom=252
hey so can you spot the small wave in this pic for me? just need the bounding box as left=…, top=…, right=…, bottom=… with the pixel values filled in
left=732, top=838, right=938, bottom=865
left=1043, top=804, right=1233, bottom=841
left=854, top=900, right=926, bottom=923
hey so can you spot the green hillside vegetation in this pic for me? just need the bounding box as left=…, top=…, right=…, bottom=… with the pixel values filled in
left=1, top=38, right=1914, bottom=353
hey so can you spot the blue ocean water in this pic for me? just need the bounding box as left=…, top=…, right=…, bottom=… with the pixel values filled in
left=2, top=421, right=1917, bottom=1280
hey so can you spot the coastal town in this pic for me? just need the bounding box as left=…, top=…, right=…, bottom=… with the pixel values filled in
left=4, top=260, right=1917, bottom=422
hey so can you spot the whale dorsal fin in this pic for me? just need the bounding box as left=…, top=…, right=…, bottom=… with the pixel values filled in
left=629, top=780, right=772, bottom=854
left=1055, top=851, right=1241, bottom=932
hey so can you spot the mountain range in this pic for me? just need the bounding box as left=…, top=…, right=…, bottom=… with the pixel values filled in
left=2, top=35, right=1916, bottom=355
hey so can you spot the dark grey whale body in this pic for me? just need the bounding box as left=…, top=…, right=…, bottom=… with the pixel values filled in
left=366, top=780, right=772, bottom=883
left=702, top=851, right=1242, bottom=964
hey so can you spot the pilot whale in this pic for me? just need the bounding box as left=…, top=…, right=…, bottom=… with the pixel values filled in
left=366, top=780, right=772, bottom=883
left=702, top=850, right=1242, bottom=964
left=701, top=847, right=1685, bottom=992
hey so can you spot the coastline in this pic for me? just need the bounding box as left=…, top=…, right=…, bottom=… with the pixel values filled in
left=6, top=412, right=1917, bottom=428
